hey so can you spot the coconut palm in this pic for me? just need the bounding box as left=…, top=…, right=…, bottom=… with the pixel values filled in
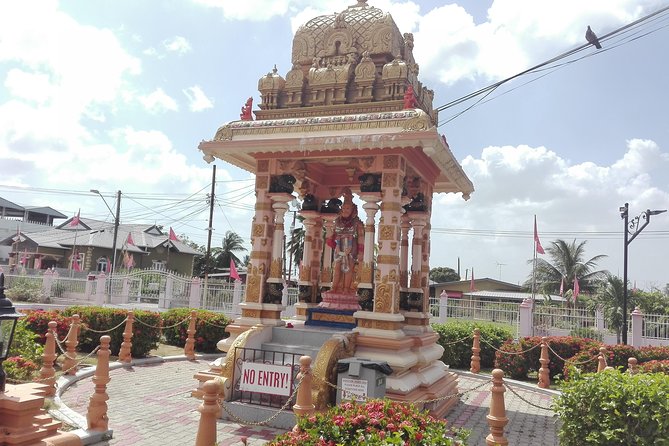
left=527, top=239, right=608, bottom=300
left=285, top=216, right=305, bottom=279
left=212, top=230, right=247, bottom=272
left=594, top=273, right=626, bottom=343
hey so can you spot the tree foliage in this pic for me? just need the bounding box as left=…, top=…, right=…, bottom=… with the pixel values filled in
left=212, top=230, right=247, bottom=272
left=527, top=239, right=608, bottom=298
left=429, top=266, right=460, bottom=283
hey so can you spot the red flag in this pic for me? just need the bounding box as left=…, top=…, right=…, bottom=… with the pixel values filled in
left=126, top=233, right=135, bottom=246
left=169, top=227, right=179, bottom=242
left=230, top=259, right=241, bottom=281
left=72, top=252, right=81, bottom=272
left=70, top=209, right=81, bottom=227
left=469, top=268, right=475, bottom=292
left=534, top=215, right=545, bottom=254
left=559, top=276, right=565, bottom=296
left=573, top=277, right=580, bottom=301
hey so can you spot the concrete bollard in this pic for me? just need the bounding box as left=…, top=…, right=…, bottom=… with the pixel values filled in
left=628, top=357, right=638, bottom=374
left=62, top=314, right=80, bottom=375
left=538, top=337, right=550, bottom=389
left=195, top=380, right=221, bottom=446
left=37, top=321, right=58, bottom=396
left=597, top=347, right=608, bottom=372
left=118, top=311, right=134, bottom=364
left=470, top=328, right=481, bottom=374
left=292, top=356, right=315, bottom=419
left=184, top=310, right=197, bottom=360
left=87, top=335, right=111, bottom=431
left=486, top=369, right=509, bottom=446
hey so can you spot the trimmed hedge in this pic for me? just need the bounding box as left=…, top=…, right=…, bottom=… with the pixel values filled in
left=161, top=308, right=230, bottom=353
left=61, top=306, right=161, bottom=358
left=432, top=321, right=514, bottom=369
left=564, top=344, right=669, bottom=378
left=639, top=359, right=669, bottom=374
left=554, top=370, right=669, bottom=445
left=20, top=309, right=71, bottom=344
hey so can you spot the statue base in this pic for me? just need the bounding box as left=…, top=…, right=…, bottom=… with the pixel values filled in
left=318, top=290, right=361, bottom=311
left=305, top=308, right=356, bottom=329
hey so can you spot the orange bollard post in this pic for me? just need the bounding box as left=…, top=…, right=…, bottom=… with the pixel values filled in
left=470, top=328, right=481, bottom=374
left=597, top=347, right=607, bottom=372
left=118, top=311, right=134, bottom=364
left=628, top=357, right=638, bottom=374
left=538, top=337, right=550, bottom=389
left=293, top=356, right=315, bottom=419
left=486, top=369, right=509, bottom=446
left=38, top=321, right=58, bottom=396
left=87, top=335, right=111, bottom=431
left=195, top=380, right=221, bottom=446
left=62, top=314, right=80, bottom=375
left=184, top=310, right=197, bottom=360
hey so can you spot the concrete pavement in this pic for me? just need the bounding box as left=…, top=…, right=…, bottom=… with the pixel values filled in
left=57, top=359, right=560, bottom=446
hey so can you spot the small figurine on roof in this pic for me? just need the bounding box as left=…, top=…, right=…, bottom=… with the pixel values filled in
left=403, top=85, right=418, bottom=109
left=240, top=97, right=253, bottom=120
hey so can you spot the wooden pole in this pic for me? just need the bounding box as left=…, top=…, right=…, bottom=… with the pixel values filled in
left=87, top=335, right=111, bottom=431
left=195, top=380, right=221, bottom=446
left=470, top=328, right=481, bottom=374
left=118, top=311, right=134, bottom=364
left=538, top=337, right=550, bottom=388
left=62, top=314, right=80, bottom=375
left=184, top=310, right=197, bottom=360
left=38, top=321, right=58, bottom=396
left=486, top=369, right=509, bottom=446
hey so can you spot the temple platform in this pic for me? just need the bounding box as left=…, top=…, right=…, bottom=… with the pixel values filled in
left=305, top=307, right=357, bottom=329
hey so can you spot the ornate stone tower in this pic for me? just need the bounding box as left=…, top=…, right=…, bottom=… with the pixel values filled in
left=199, top=0, right=474, bottom=415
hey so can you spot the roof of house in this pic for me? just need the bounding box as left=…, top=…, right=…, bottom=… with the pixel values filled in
left=462, top=290, right=566, bottom=303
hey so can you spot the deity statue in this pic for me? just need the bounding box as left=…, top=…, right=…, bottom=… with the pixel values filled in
left=240, top=97, right=253, bottom=120
left=403, top=85, right=418, bottom=109
left=326, top=189, right=364, bottom=293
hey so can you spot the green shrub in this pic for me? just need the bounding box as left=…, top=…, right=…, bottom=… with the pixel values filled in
left=554, top=370, right=669, bottom=445
left=569, top=327, right=603, bottom=342
left=62, top=306, right=161, bottom=358
left=432, top=321, right=513, bottom=369
left=4, top=356, right=40, bottom=382
left=639, top=360, right=669, bottom=374
left=5, top=277, right=49, bottom=303
left=563, top=344, right=669, bottom=379
left=161, top=308, right=230, bottom=353
left=3, top=322, right=44, bottom=382
left=269, top=399, right=468, bottom=445
left=20, top=309, right=70, bottom=345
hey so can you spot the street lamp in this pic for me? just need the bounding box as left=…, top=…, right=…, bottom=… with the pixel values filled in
left=0, top=273, right=22, bottom=392
left=90, top=189, right=121, bottom=277
left=620, top=203, right=667, bottom=344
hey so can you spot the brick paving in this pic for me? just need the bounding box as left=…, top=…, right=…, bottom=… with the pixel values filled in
left=59, top=360, right=560, bottom=446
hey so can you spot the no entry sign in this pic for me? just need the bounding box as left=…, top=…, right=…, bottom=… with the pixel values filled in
left=239, top=362, right=293, bottom=396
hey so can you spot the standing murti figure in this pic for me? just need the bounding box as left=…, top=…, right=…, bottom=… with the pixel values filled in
left=326, top=189, right=364, bottom=293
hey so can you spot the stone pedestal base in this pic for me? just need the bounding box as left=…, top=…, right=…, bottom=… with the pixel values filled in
left=386, top=369, right=459, bottom=418
left=319, top=291, right=361, bottom=311
left=306, top=308, right=356, bottom=329
left=294, top=302, right=318, bottom=320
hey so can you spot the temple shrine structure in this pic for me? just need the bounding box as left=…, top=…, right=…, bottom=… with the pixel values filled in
left=198, top=0, right=474, bottom=417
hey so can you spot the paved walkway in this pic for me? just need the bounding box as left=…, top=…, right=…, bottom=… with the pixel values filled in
left=58, top=360, right=559, bottom=446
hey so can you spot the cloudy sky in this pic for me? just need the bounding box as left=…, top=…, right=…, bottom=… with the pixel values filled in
left=1, top=0, right=668, bottom=289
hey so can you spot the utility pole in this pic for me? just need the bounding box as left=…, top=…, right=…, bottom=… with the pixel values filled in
left=203, top=166, right=216, bottom=305
left=111, top=191, right=121, bottom=276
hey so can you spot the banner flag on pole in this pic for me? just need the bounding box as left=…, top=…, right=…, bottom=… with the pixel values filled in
left=126, top=233, right=135, bottom=246
left=230, top=259, right=241, bottom=281
left=469, top=268, right=475, bottom=292
left=70, top=209, right=81, bottom=227
left=534, top=215, right=545, bottom=254
left=169, top=227, right=179, bottom=242
left=560, top=276, right=565, bottom=296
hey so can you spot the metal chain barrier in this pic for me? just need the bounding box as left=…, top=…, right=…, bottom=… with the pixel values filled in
left=546, top=343, right=599, bottom=366
left=480, top=337, right=541, bottom=355
left=53, top=322, right=74, bottom=344
left=53, top=329, right=77, bottom=360
left=503, top=382, right=555, bottom=412
left=202, top=319, right=231, bottom=329
left=439, top=333, right=473, bottom=346
left=135, top=315, right=188, bottom=330
left=10, top=345, right=102, bottom=385
left=218, top=373, right=305, bottom=426
left=80, top=317, right=129, bottom=334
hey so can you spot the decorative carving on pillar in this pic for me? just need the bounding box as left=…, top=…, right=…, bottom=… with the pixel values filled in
left=302, top=193, right=319, bottom=211
left=404, top=192, right=428, bottom=212
left=269, top=174, right=296, bottom=193
left=240, top=97, right=254, bottom=120
left=358, top=173, right=382, bottom=192
left=269, top=258, right=282, bottom=279
left=358, top=287, right=374, bottom=311
left=264, top=282, right=284, bottom=304
left=298, top=284, right=313, bottom=303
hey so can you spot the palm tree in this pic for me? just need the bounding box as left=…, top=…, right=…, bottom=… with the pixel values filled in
left=212, top=231, right=247, bottom=272
left=285, top=216, right=305, bottom=279
left=528, top=239, right=608, bottom=301
left=594, top=273, right=625, bottom=343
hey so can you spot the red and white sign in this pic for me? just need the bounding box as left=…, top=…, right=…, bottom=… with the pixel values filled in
left=239, top=362, right=292, bottom=397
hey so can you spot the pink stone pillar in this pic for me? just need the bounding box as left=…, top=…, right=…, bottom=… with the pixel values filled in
left=486, top=369, right=509, bottom=446
left=38, top=321, right=58, bottom=396
left=438, top=289, right=448, bottom=323
left=118, top=311, right=134, bottom=364
left=519, top=298, right=533, bottom=338
left=95, top=273, right=106, bottom=305
left=87, top=335, right=111, bottom=431
left=630, top=307, right=643, bottom=347
left=189, top=276, right=201, bottom=308
left=399, top=213, right=411, bottom=288
left=538, top=337, right=550, bottom=389
left=292, top=356, right=315, bottom=419
left=184, top=310, right=197, bottom=360
left=62, top=314, right=80, bottom=375
left=470, top=328, right=481, bottom=374
left=195, top=380, right=221, bottom=446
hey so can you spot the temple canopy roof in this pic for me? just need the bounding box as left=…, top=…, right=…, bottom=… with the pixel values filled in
left=199, top=0, right=474, bottom=200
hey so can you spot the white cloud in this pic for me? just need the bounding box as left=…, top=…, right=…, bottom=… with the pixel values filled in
left=139, top=88, right=179, bottom=114
left=192, top=0, right=292, bottom=21
left=163, top=36, right=192, bottom=54
left=183, top=85, right=214, bottom=112
left=431, top=139, right=669, bottom=288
